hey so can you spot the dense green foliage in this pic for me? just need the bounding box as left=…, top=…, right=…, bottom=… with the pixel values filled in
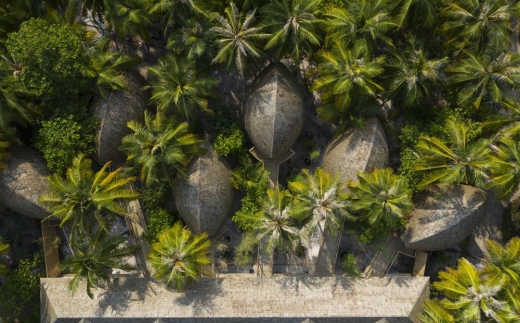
left=6, top=18, right=89, bottom=117
left=209, top=106, right=245, bottom=157
left=0, top=253, right=44, bottom=323
left=148, top=221, right=211, bottom=290
left=60, top=229, right=139, bottom=298
left=121, top=111, right=204, bottom=188
left=341, top=253, right=361, bottom=277
left=35, top=115, right=97, bottom=174
left=39, top=154, right=139, bottom=234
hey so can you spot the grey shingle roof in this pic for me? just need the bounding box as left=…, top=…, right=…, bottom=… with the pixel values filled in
left=41, top=275, right=429, bottom=323
left=91, top=71, right=149, bottom=166
left=174, top=142, right=236, bottom=237
left=0, top=145, right=50, bottom=219
left=402, top=184, right=487, bottom=251
left=244, top=63, right=305, bottom=159
left=321, top=118, right=389, bottom=187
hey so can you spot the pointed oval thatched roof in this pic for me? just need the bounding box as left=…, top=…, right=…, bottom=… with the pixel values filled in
left=401, top=184, right=487, bottom=251
left=0, top=145, right=50, bottom=219
left=174, top=142, right=236, bottom=237
left=321, top=118, right=389, bottom=185
left=244, top=63, right=305, bottom=159
left=91, top=71, right=149, bottom=166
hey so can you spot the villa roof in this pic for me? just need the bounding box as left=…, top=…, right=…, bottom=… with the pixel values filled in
left=174, top=142, right=236, bottom=237
left=91, top=71, right=149, bottom=166
left=41, top=275, right=429, bottom=323
left=244, top=63, right=305, bottom=159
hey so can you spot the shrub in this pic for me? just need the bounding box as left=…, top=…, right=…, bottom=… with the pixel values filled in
left=0, top=253, right=44, bottom=323
left=213, top=125, right=245, bottom=157
left=341, top=253, right=361, bottom=277
left=5, top=18, right=90, bottom=117
left=209, top=105, right=246, bottom=157
left=234, top=232, right=258, bottom=267
left=145, top=207, right=176, bottom=244
left=36, top=115, right=97, bottom=174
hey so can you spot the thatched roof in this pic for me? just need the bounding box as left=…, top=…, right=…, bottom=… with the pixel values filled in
left=174, top=143, right=236, bottom=237
left=41, top=275, right=430, bottom=323
left=0, top=145, right=50, bottom=219
left=91, top=71, right=149, bottom=166
left=321, top=118, right=389, bottom=186
left=244, top=63, right=305, bottom=159
left=401, top=184, right=487, bottom=251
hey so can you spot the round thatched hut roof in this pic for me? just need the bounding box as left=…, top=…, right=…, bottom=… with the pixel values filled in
left=401, top=184, right=487, bottom=251
left=244, top=63, right=305, bottom=159
left=321, top=118, right=389, bottom=185
left=174, top=143, right=236, bottom=237
left=91, top=71, right=149, bottom=166
left=0, top=145, right=50, bottom=219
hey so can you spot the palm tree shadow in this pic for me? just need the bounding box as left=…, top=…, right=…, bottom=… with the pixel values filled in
left=174, top=278, right=223, bottom=316
left=95, top=277, right=157, bottom=316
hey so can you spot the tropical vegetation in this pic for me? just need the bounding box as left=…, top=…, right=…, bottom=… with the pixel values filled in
left=0, top=0, right=519, bottom=315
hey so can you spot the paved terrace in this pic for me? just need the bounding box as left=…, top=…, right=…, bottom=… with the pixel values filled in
left=41, top=275, right=429, bottom=323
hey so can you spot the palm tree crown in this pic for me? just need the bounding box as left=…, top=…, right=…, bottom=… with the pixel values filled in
left=414, top=120, right=491, bottom=190
left=210, top=2, right=270, bottom=76
left=59, top=228, right=139, bottom=298
left=434, top=257, right=514, bottom=323
left=260, top=0, right=322, bottom=65
left=147, top=54, right=218, bottom=121
left=323, top=0, right=396, bottom=55
left=120, top=111, right=204, bottom=188
left=348, top=167, right=413, bottom=227
left=385, top=41, right=448, bottom=108
left=313, top=42, right=385, bottom=131
left=446, top=50, right=520, bottom=109
left=148, top=221, right=211, bottom=290
left=258, top=187, right=304, bottom=252
left=442, top=0, right=513, bottom=53
left=288, top=167, right=350, bottom=236
left=39, top=154, right=139, bottom=232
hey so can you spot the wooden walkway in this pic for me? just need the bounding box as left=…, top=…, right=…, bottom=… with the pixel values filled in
left=41, top=219, right=60, bottom=277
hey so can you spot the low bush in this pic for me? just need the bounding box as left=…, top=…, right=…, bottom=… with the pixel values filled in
left=35, top=115, right=97, bottom=174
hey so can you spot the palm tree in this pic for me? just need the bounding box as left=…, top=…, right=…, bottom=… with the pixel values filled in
left=434, top=257, right=514, bottom=323
left=260, top=0, right=322, bottom=65
left=385, top=41, right=448, bottom=108
left=230, top=155, right=269, bottom=191
left=0, top=54, right=39, bottom=135
left=210, top=2, right=270, bottom=76
left=147, top=54, right=218, bottom=121
left=120, top=111, right=204, bottom=188
left=149, top=0, right=207, bottom=32
left=419, top=299, right=455, bottom=323
left=59, top=228, right=139, bottom=298
left=0, top=238, right=10, bottom=277
left=487, top=137, right=520, bottom=199
left=414, top=120, right=492, bottom=190
left=39, top=154, right=139, bottom=232
left=104, top=0, right=153, bottom=42
left=313, top=42, right=385, bottom=131
left=257, top=187, right=303, bottom=252
left=441, top=0, right=513, bottom=53
left=323, top=0, right=396, bottom=55
left=83, top=38, right=140, bottom=98
left=482, top=237, right=520, bottom=290
left=148, top=221, right=211, bottom=290
left=483, top=98, right=520, bottom=137
left=389, top=0, right=438, bottom=29
left=288, top=167, right=350, bottom=237
left=167, top=17, right=216, bottom=62
left=446, top=50, right=520, bottom=109
left=348, top=168, right=413, bottom=228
